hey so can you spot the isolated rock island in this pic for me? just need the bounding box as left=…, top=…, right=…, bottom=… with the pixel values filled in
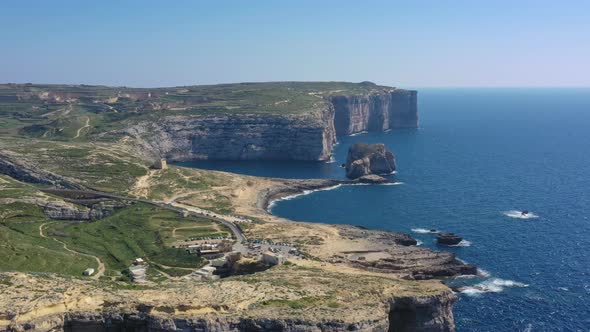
left=345, top=143, right=397, bottom=179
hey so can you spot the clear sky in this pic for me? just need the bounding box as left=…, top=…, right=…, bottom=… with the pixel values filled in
left=1, top=0, right=589, bottom=87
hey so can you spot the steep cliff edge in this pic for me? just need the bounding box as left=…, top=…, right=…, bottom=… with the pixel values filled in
left=121, top=88, right=417, bottom=162
left=332, top=89, right=418, bottom=136
left=1, top=269, right=456, bottom=332
left=123, top=107, right=337, bottom=162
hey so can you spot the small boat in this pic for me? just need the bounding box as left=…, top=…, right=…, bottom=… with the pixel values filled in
left=521, top=210, right=529, bottom=216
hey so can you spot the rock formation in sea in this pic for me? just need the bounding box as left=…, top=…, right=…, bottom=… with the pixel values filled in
left=345, top=143, right=396, bottom=179
left=436, top=233, right=463, bottom=246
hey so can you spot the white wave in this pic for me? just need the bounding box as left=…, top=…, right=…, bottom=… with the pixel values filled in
left=411, top=228, right=438, bottom=234
left=325, top=156, right=337, bottom=164
left=477, top=268, right=491, bottom=277
left=349, top=131, right=368, bottom=136
left=460, top=278, right=529, bottom=296
left=415, top=240, right=423, bottom=246
left=267, top=185, right=342, bottom=212
left=449, top=240, right=471, bottom=247
left=503, top=210, right=539, bottom=219
left=380, top=181, right=404, bottom=186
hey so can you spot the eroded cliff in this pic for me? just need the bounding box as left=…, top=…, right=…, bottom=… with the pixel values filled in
left=121, top=88, right=417, bottom=162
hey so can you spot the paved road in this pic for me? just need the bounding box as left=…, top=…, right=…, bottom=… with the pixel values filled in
left=42, top=189, right=247, bottom=243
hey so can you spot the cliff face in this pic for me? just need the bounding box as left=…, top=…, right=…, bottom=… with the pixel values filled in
left=123, top=89, right=416, bottom=162
left=125, top=108, right=336, bottom=162
left=388, top=293, right=456, bottom=332
left=9, top=292, right=455, bottom=332
left=332, top=90, right=418, bottom=136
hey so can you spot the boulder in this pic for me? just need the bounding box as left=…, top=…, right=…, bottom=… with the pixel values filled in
left=356, top=174, right=390, bottom=184
left=345, top=143, right=396, bottom=179
left=436, top=233, right=463, bottom=246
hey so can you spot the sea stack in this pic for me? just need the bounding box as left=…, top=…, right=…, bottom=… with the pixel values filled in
left=345, top=143, right=396, bottom=179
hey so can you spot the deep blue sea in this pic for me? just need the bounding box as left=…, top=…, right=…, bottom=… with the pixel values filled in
left=179, top=89, right=590, bottom=331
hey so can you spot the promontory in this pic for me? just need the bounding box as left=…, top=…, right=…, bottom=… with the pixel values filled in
left=0, top=82, right=477, bottom=332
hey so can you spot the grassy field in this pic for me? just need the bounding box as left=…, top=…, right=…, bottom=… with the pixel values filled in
left=0, top=174, right=228, bottom=278
left=45, top=203, right=220, bottom=275
left=0, top=199, right=98, bottom=276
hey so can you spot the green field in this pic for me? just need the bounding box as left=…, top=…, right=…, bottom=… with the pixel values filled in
left=45, top=203, right=218, bottom=275
left=0, top=174, right=226, bottom=278
left=0, top=199, right=98, bottom=276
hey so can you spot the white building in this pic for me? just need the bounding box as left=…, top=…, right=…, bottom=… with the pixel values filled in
left=194, top=266, right=218, bottom=280
left=83, top=268, right=95, bottom=276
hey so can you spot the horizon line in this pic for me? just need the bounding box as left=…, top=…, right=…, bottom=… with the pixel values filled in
left=2, top=81, right=590, bottom=90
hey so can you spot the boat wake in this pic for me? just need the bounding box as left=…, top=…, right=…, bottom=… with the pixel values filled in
left=503, top=210, right=539, bottom=219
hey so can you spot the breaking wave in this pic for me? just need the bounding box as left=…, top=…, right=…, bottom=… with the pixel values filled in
left=349, top=131, right=368, bottom=136
left=380, top=181, right=404, bottom=186
left=267, top=185, right=342, bottom=211
left=325, top=156, right=337, bottom=164
left=411, top=228, right=438, bottom=234
left=449, top=240, right=471, bottom=247
left=503, top=210, right=539, bottom=219
left=460, top=278, right=529, bottom=296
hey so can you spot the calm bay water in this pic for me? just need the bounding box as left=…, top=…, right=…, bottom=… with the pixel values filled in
left=179, top=89, right=590, bottom=331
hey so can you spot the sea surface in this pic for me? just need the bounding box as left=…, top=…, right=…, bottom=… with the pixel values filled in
left=179, top=89, right=590, bottom=331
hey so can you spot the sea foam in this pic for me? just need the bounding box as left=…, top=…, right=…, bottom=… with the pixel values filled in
left=411, top=228, right=438, bottom=234
left=449, top=239, right=471, bottom=247
left=267, top=184, right=342, bottom=212
left=460, top=278, right=529, bottom=296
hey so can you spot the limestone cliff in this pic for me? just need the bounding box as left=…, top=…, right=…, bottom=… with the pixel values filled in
left=332, top=89, right=418, bottom=136
left=121, top=89, right=417, bottom=162
left=124, top=108, right=337, bottom=162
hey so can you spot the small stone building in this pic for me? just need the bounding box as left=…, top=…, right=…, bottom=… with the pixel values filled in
left=261, top=251, right=285, bottom=266
left=153, top=159, right=168, bottom=170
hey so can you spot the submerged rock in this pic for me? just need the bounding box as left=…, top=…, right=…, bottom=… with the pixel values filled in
left=436, top=233, right=463, bottom=246
left=345, top=143, right=396, bottom=179
left=356, top=174, right=390, bottom=184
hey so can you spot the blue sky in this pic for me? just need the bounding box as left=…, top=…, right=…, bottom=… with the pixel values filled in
left=1, top=0, right=589, bottom=87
